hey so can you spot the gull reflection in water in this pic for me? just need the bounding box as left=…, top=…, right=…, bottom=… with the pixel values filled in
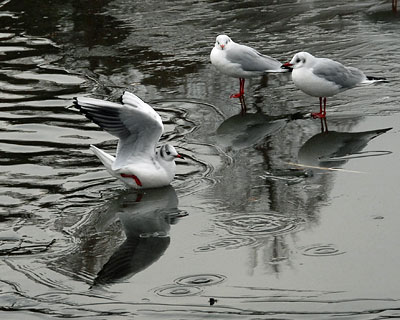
left=92, top=186, right=185, bottom=287
left=216, top=112, right=304, bottom=151
left=298, top=119, right=392, bottom=169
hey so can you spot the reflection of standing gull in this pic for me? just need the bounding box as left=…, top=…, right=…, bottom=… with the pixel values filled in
left=92, top=186, right=184, bottom=287
left=298, top=127, right=392, bottom=169
left=216, top=112, right=297, bottom=151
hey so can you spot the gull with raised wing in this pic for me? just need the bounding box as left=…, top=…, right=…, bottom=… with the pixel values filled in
left=73, top=91, right=183, bottom=189
left=210, top=34, right=288, bottom=111
left=282, top=52, right=386, bottom=118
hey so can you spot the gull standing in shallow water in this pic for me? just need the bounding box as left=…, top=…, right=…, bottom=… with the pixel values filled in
left=73, top=91, right=183, bottom=189
left=283, top=52, right=386, bottom=119
left=210, top=34, right=288, bottom=112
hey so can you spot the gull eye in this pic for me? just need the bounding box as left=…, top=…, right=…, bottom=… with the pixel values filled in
left=296, top=58, right=301, bottom=63
left=166, top=150, right=171, bottom=155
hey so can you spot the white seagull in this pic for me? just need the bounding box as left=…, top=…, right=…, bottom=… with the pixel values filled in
left=210, top=34, right=288, bottom=109
left=73, top=91, right=183, bottom=189
left=283, top=52, right=386, bottom=118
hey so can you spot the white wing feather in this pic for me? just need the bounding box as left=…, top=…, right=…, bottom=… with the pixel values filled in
left=74, top=91, right=164, bottom=169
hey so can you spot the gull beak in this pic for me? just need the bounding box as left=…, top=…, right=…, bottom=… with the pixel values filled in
left=281, top=62, right=293, bottom=70
left=176, top=154, right=184, bottom=159
left=220, top=44, right=225, bottom=50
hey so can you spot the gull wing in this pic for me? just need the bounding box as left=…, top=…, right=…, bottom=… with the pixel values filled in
left=74, top=91, right=163, bottom=169
left=312, top=58, right=366, bottom=89
left=226, top=43, right=283, bottom=72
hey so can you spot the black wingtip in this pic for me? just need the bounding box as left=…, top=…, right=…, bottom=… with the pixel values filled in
left=119, top=92, right=126, bottom=104
left=70, top=97, right=91, bottom=120
left=68, top=97, right=81, bottom=110
left=367, top=75, right=388, bottom=83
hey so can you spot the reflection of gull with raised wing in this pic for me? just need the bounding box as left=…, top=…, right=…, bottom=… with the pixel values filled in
left=298, top=127, right=392, bottom=169
left=73, top=91, right=183, bottom=189
left=92, top=186, right=184, bottom=287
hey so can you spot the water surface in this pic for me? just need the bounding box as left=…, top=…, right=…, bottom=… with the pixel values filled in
left=1, top=0, right=400, bottom=319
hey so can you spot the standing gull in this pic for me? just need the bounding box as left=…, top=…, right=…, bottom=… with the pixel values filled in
left=210, top=34, right=288, bottom=112
left=73, top=91, right=183, bottom=189
left=283, top=52, right=386, bottom=118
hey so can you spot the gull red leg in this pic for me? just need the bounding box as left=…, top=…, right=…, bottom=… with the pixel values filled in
left=230, top=78, right=245, bottom=98
left=120, top=173, right=142, bottom=187
left=311, top=97, right=326, bottom=119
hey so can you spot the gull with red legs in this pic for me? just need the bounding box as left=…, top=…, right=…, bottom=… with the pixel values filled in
left=210, top=34, right=289, bottom=113
left=282, top=52, right=386, bottom=119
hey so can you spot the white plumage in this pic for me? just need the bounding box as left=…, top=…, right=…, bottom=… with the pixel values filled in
left=210, top=34, right=287, bottom=100
left=73, top=91, right=183, bottom=189
left=285, top=51, right=386, bottom=118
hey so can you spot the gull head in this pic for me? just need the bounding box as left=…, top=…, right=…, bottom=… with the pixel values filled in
left=287, top=52, right=315, bottom=69
left=214, top=35, right=232, bottom=50
left=160, top=144, right=183, bottom=161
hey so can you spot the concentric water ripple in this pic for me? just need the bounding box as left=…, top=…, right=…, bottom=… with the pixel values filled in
left=194, top=236, right=257, bottom=252
left=154, top=284, right=203, bottom=297
left=217, top=213, right=304, bottom=237
left=174, top=274, right=226, bottom=286
left=301, top=244, right=345, bottom=257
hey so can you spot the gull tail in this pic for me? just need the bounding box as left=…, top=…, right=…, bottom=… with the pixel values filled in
left=90, top=145, right=115, bottom=175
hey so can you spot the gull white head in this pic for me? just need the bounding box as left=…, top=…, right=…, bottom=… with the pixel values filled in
left=214, top=35, right=232, bottom=50
left=287, top=52, right=315, bottom=69
left=159, top=144, right=183, bottom=162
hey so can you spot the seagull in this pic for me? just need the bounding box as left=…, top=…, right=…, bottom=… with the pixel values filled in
left=210, top=34, right=288, bottom=110
left=282, top=52, right=386, bottom=119
left=73, top=91, right=183, bottom=189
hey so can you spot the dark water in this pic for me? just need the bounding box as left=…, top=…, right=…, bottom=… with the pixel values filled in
left=1, top=0, right=400, bottom=318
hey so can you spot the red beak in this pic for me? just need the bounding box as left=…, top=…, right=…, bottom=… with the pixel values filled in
left=281, top=62, right=293, bottom=70
left=220, top=44, right=225, bottom=49
left=176, top=154, right=184, bottom=159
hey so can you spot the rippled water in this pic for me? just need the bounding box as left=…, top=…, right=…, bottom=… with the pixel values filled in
left=1, top=0, right=400, bottom=319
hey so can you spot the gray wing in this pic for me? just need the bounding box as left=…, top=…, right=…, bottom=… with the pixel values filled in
left=73, top=91, right=163, bottom=169
left=226, top=43, right=282, bottom=72
left=313, top=58, right=366, bottom=89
